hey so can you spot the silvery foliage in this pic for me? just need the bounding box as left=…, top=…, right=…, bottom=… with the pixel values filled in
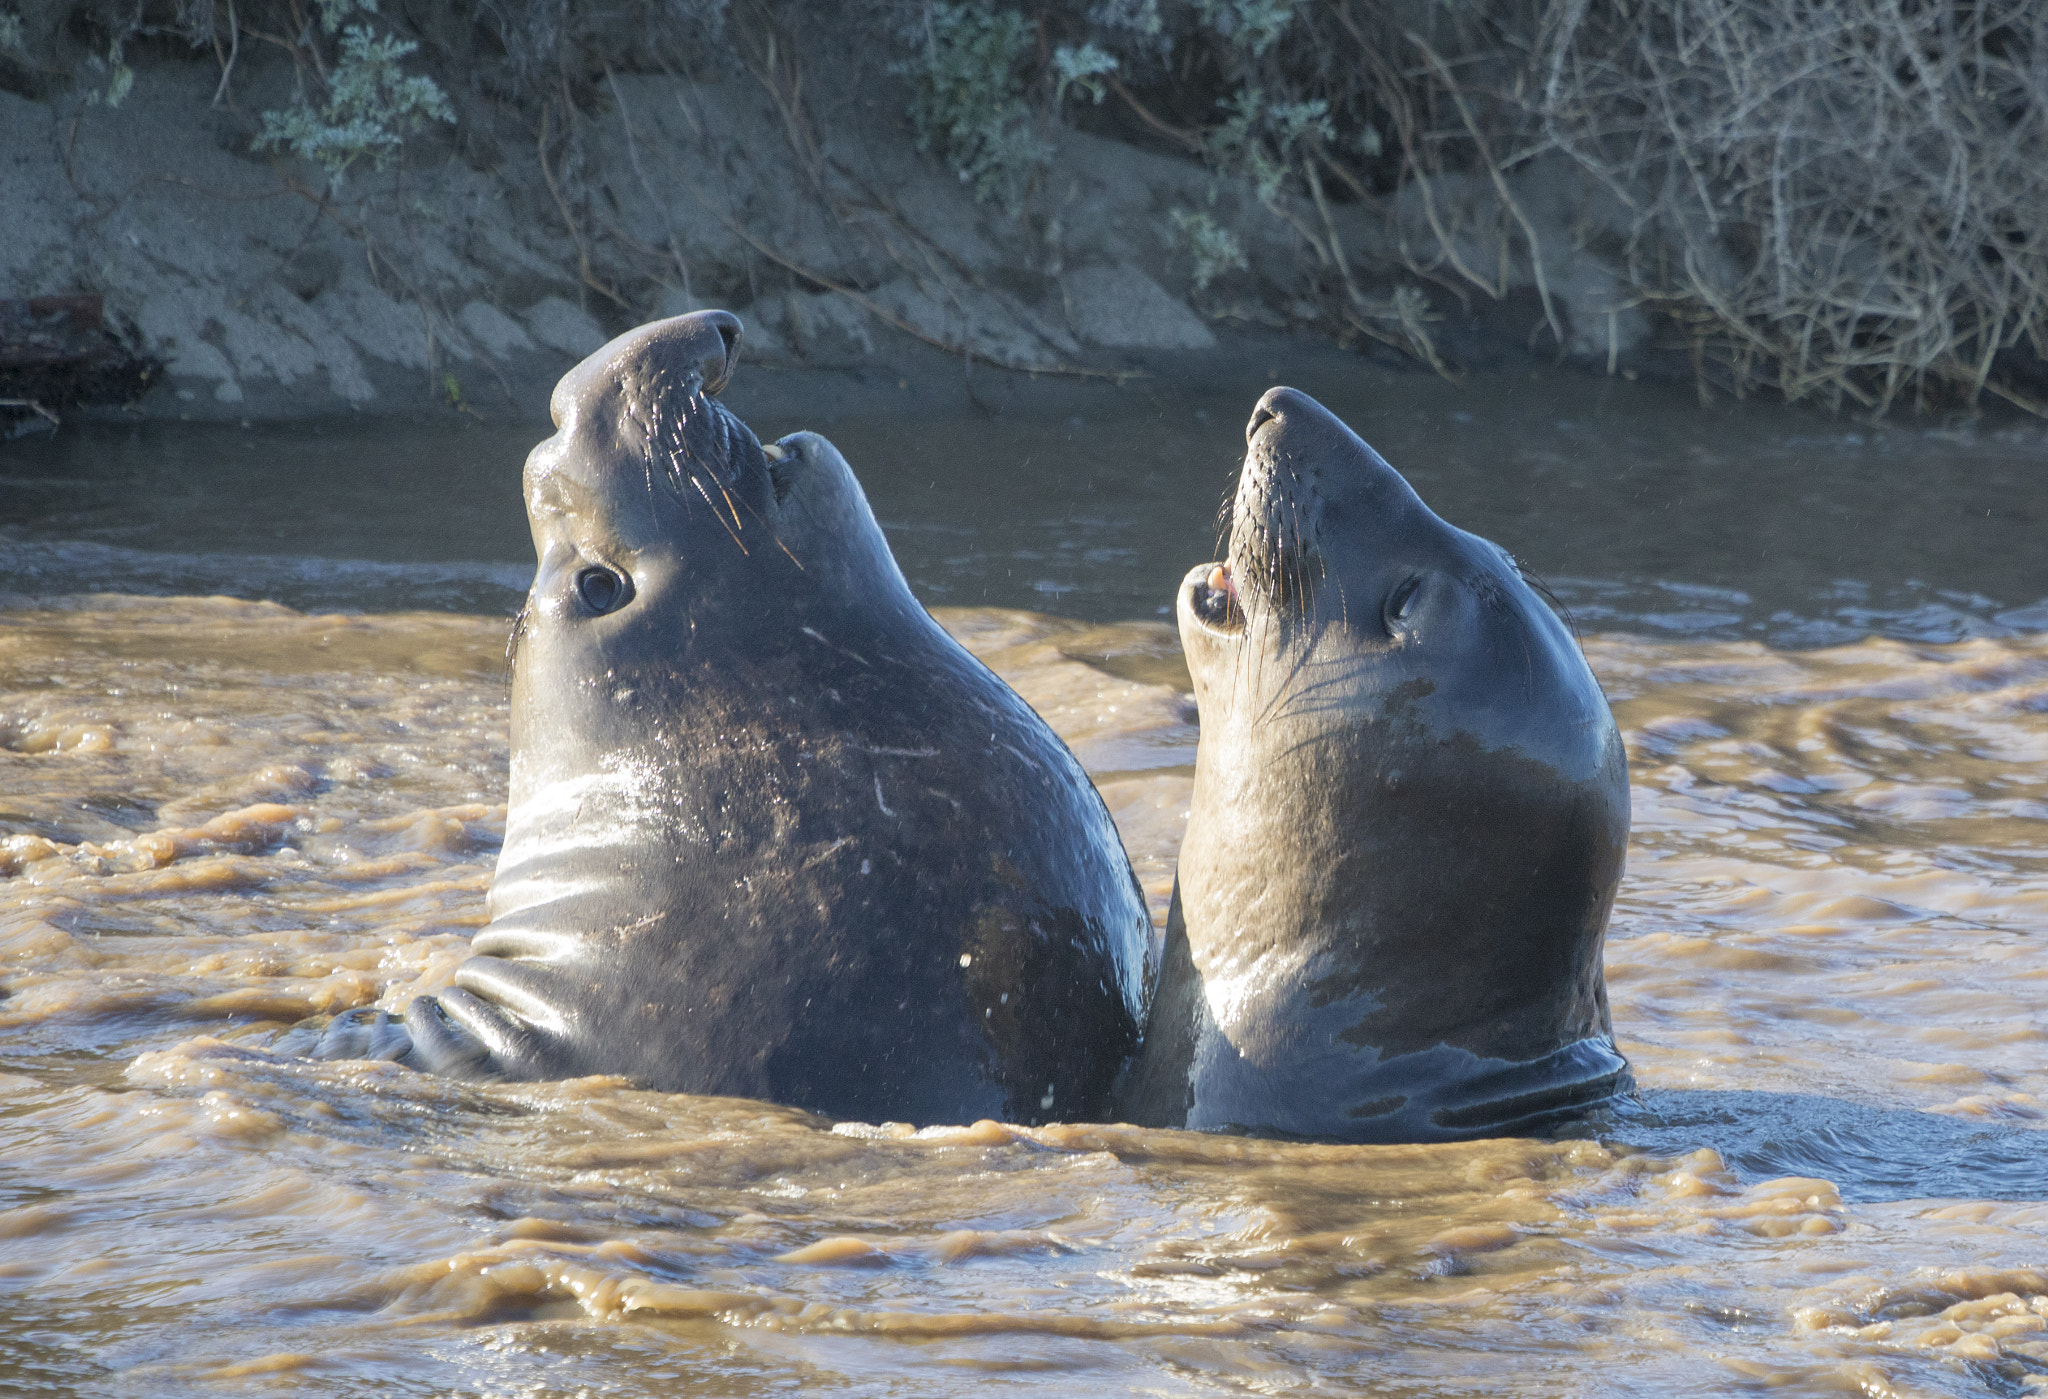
left=900, top=1, right=1051, bottom=209
left=889, top=0, right=1314, bottom=224
left=894, top=0, right=1173, bottom=206
left=1083, top=0, right=1165, bottom=50
left=65, top=0, right=229, bottom=108
left=1052, top=40, right=1118, bottom=105
left=254, top=0, right=453, bottom=182
left=1169, top=208, right=1248, bottom=289
left=1192, top=0, right=1304, bottom=56
left=1208, top=86, right=1330, bottom=202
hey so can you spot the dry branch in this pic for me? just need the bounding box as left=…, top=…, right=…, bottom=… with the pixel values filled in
left=1536, top=0, right=2048, bottom=413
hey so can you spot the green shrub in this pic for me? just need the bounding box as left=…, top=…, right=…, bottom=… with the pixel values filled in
left=1192, top=0, right=1304, bottom=58
left=253, top=2, right=453, bottom=183
left=1051, top=39, right=1118, bottom=106
left=1170, top=208, right=1247, bottom=290
left=902, top=1, right=1050, bottom=208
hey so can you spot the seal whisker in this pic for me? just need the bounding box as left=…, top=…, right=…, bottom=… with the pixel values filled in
left=690, top=476, right=751, bottom=555
left=699, top=450, right=806, bottom=576
left=712, top=458, right=785, bottom=539
left=711, top=475, right=750, bottom=536
left=507, top=603, right=531, bottom=664
left=1291, top=507, right=1315, bottom=632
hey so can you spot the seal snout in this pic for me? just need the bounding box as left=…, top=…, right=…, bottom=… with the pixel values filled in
left=668, top=308, right=743, bottom=397
left=1245, top=386, right=1312, bottom=444
left=549, top=308, right=746, bottom=429
left=699, top=310, right=743, bottom=395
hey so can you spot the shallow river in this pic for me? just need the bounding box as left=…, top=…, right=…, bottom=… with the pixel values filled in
left=3, top=362, right=2047, bottom=1396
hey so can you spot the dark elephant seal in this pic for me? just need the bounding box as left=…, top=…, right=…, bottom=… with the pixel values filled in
left=1117, top=387, right=1631, bottom=1142
left=316, top=311, right=1151, bottom=1126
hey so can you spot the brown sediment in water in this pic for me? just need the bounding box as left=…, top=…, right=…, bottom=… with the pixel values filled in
left=2, top=597, right=2047, bottom=1395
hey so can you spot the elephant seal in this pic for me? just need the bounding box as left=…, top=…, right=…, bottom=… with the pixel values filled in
left=317, top=312, right=1151, bottom=1126
left=1117, top=387, right=1631, bottom=1142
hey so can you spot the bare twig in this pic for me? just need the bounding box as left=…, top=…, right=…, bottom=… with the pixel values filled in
left=605, top=67, right=694, bottom=302
left=1105, top=74, right=1206, bottom=154
left=1406, top=29, right=1563, bottom=349
left=1537, top=0, right=2048, bottom=414
left=210, top=0, right=240, bottom=108
left=0, top=399, right=62, bottom=428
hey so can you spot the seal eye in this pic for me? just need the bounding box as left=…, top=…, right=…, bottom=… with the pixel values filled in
left=576, top=567, right=631, bottom=615
left=1386, top=576, right=1423, bottom=632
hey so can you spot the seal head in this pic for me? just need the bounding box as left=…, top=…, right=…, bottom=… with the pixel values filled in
left=1119, top=387, right=1631, bottom=1141
left=398, top=311, right=1151, bottom=1126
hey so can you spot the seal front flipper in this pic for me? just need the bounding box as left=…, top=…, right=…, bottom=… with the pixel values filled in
left=285, top=1006, right=416, bottom=1064
left=1424, top=1036, right=1635, bottom=1137
left=447, top=955, right=580, bottom=1077
left=1114, top=880, right=1205, bottom=1129
left=402, top=984, right=553, bottom=1082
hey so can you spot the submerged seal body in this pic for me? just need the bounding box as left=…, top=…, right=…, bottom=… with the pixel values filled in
left=1119, top=387, right=1631, bottom=1142
left=387, top=312, right=1150, bottom=1124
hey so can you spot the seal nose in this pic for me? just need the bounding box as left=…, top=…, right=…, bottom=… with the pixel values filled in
left=687, top=309, right=743, bottom=396
left=640, top=308, right=744, bottom=395
left=1246, top=386, right=1303, bottom=444
left=548, top=309, right=749, bottom=430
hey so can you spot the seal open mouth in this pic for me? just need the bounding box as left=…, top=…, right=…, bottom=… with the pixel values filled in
left=1189, top=562, right=1244, bottom=633
left=761, top=439, right=797, bottom=504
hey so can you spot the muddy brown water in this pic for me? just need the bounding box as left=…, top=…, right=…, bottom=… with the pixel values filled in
left=3, top=363, right=2047, bottom=1395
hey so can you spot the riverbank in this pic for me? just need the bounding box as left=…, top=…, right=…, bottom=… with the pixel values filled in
left=0, top=0, right=1707, bottom=429
left=8, top=0, right=2048, bottom=432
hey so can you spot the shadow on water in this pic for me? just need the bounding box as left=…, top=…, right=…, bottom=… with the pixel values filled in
left=1601, top=1090, right=2048, bottom=1204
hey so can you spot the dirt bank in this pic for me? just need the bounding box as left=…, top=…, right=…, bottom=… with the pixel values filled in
left=0, top=0, right=1694, bottom=428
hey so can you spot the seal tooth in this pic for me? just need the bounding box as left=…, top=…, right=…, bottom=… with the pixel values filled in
left=762, top=443, right=787, bottom=461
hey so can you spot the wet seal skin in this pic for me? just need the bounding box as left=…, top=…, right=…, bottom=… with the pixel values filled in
left=308, top=311, right=1152, bottom=1125
left=1117, top=387, right=1632, bottom=1142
